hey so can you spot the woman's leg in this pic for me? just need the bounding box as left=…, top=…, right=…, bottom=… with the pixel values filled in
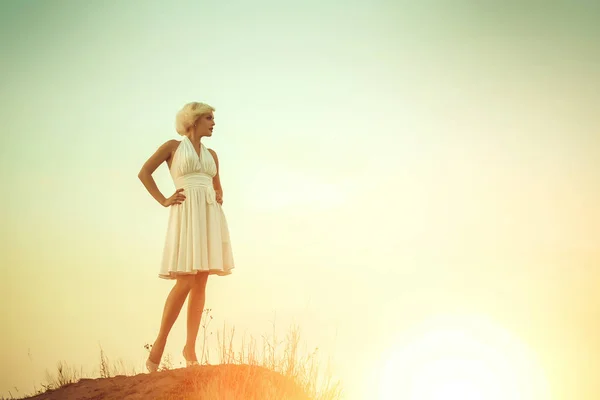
left=183, top=272, right=209, bottom=362
left=148, top=275, right=195, bottom=365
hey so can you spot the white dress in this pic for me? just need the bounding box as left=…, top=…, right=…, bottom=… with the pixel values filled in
left=159, top=136, right=234, bottom=278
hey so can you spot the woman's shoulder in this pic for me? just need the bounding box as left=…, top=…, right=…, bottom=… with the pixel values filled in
left=159, top=139, right=182, bottom=150
left=151, top=139, right=181, bottom=158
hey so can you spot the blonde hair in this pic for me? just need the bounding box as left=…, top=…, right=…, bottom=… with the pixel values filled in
left=175, top=102, right=215, bottom=135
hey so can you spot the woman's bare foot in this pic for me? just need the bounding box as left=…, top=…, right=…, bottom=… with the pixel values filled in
left=183, top=345, right=199, bottom=366
left=146, top=359, right=159, bottom=373
left=148, top=339, right=166, bottom=366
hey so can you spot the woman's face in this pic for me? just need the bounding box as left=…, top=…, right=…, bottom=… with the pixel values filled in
left=193, top=112, right=215, bottom=137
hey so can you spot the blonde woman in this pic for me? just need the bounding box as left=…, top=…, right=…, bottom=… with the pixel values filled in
left=138, top=102, right=234, bottom=372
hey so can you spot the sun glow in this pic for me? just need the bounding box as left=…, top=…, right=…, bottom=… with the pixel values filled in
left=377, top=316, right=550, bottom=400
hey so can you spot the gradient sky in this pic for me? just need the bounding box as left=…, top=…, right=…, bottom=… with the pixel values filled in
left=1, top=1, right=599, bottom=399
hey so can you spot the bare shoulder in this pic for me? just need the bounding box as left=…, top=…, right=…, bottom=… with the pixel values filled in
left=163, top=139, right=181, bottom=150
left=208, top=148, right=220, bottom=171
left=140, top=139, right=182, bottom=175
left=158, top=139, right=181, bottom=158
left=207, top=148, right=219, bottom=159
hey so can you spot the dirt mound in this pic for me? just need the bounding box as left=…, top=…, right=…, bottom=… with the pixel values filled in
left=23, top=364, right=311, bottom=400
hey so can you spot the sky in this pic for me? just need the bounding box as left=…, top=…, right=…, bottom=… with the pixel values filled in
left=1, top=0, right=599, bottom=399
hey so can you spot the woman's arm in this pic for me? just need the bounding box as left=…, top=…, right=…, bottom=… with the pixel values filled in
left=138, top=140, right=180, bottom=206
left=208, top=148, right=223, bottom=204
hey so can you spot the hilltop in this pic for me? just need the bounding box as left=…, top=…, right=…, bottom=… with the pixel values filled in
left=21, top=363, right=312, bottom=400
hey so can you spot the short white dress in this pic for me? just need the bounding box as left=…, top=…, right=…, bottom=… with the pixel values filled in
left=159, top=136, right=234, bottom=278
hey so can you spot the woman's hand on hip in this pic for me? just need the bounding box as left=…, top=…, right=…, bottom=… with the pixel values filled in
left=162, top=188, right=186, bottom=207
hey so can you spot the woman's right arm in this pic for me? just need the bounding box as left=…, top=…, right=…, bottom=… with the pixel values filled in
left=138, top=140, right=180, bottom=207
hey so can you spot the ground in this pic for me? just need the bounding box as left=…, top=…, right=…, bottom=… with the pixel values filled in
left=21, top=364, right=312, bottom=400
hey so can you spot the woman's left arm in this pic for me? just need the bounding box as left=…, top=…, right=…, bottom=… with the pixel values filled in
left=208, top=148, right=223, bottom=205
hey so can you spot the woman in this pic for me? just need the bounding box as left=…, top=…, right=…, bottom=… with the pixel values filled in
left=137, top=101, right=235, bottom=372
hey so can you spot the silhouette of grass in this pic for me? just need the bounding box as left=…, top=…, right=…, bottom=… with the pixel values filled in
left=4, top=310, right=343, bottom=400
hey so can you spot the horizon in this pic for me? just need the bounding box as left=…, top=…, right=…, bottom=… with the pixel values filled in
left=2, top=1, right=599, bottom=399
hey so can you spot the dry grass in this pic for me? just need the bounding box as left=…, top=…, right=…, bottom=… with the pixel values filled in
left=4, top=310, right=343, bottom=400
